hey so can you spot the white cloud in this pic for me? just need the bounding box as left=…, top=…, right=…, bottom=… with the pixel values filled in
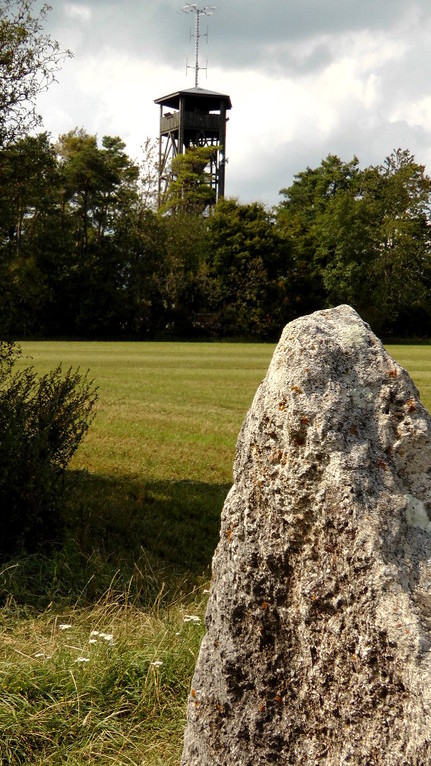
left=64, top=3, right=93, bottom=22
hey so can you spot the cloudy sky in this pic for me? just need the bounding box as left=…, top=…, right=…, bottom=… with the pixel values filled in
left=37, top=0, right=431, bottom=206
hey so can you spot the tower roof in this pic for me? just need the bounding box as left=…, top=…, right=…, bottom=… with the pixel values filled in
left=154, top=87, right=232, bottom=111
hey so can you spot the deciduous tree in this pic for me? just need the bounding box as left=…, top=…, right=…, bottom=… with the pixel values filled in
left=277, top=150, right=431, bottom=334
left=0, top=0, right=71, bottom=147
left=208, top=198, right=292, bottom=338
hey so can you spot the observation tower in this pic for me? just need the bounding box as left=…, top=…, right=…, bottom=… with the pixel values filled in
left=155, top=5, right=232, bottom=208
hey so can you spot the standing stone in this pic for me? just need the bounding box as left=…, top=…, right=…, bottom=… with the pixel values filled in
left=181, top=305, right=431, bottom=766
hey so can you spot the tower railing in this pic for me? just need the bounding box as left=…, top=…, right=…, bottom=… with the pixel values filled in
left=160, top=111, right=222, bottom=134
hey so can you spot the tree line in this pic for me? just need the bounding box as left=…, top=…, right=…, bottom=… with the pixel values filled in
left=1, top=130, right=431, bottom=339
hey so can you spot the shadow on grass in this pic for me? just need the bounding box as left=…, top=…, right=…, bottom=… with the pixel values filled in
left=68, top=470, right=229, bottom=575
left=0, top=471, right=230, bottom=610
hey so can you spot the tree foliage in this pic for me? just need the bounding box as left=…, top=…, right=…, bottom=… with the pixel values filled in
left=0, top=129, right=431, bottom=339
left=161, top=145, right=218, bottom=215
left=277, top=149, right=431, bottom=334
left=0, top=0, right=71, bottom=147
left=207, top=198, right=293, bottom=337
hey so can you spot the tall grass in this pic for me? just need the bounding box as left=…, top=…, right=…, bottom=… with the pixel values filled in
left=1, top=341, right=429, bottom=764
left=0, top=591, right=206, bottom=764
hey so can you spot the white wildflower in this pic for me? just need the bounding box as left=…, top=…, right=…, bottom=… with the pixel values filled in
left=183, top=615, right=201, bottom=624
left=99, top=632, right=114, bottom=643
left=88, top=629, right=114, bottom=645
left=59, top=623, right=72, bottom=630
left=75, top=656, right=90, bottom=663
left=150, top=660, right=163, bottom=667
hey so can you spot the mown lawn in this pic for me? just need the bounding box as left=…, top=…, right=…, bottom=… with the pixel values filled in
left=0, top=340, right=430, bottom=764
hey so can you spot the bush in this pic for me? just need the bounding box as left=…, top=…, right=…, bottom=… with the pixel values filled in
left=0, top=341, right=97, bottom=559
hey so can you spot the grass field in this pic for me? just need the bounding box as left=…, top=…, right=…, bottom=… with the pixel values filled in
left=1, top=340, right=430, bottom=764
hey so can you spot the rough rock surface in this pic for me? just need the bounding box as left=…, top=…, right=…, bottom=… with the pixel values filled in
left=181, top=305, right=431, bottom=766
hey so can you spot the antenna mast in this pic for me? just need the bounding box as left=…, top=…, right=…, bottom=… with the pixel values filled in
left=182, top=4, right=216, bottom=87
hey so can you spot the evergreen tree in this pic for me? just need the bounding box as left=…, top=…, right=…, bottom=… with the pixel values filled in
left=160, top=145, right=218, bottom=215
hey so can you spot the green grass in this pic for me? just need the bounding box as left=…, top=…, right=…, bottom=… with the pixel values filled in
left=1, top=341, right=274, bottom=765
left=18, top=342, right=274, bottom=481
left=1, top=340, right=430, bottom=764
left=386, top=344, right=431, bottom=411
left=5, top=342, right=274, bottom=606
